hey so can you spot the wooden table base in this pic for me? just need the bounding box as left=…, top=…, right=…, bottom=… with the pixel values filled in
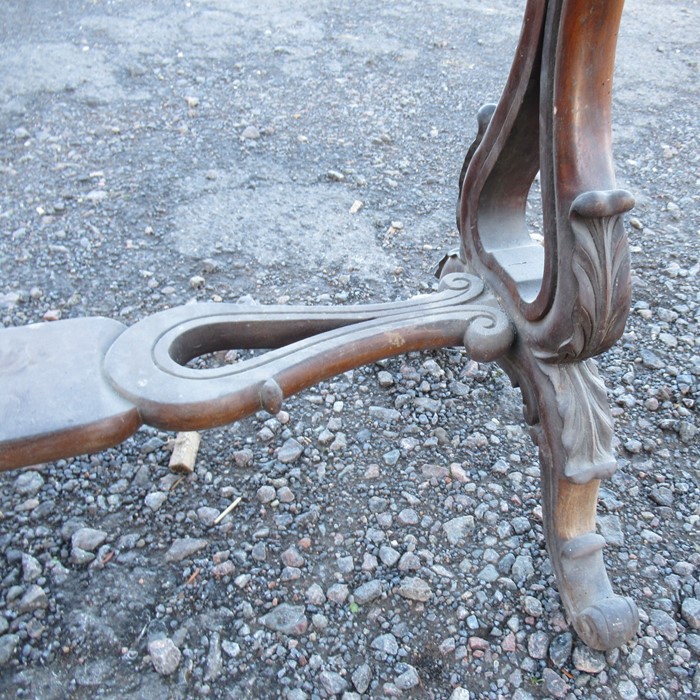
left=0, top=0, right=639, bottom=649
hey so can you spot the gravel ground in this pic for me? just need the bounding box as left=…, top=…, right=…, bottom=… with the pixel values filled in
left=1, top=1, right=699, bottom=698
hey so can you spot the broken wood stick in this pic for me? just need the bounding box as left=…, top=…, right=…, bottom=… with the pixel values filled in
left=168, top=431, right=201, bottom=474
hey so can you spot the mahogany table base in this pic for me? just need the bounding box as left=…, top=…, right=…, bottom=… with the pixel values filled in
left=0, top=0, right=640, bottom=650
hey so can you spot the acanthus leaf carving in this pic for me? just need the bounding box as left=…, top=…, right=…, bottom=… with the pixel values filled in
left=559, top=190, right=633, bottom=361
left=529, top=190, right=633, bottom=364
left=539, top=359, right=617, bottom=484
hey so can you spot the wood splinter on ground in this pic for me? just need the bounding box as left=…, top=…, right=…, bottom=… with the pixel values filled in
left=213, top=496, right=242, bottom=525
left=168, top=431, right=201, bottom=473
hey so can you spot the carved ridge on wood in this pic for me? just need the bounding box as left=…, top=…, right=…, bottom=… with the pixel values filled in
left=456, top=103, right=497, bottom=205
left=499, top=352, right=617, bottom=486
left=561, top=532, right=607, bottom=560
left=103, top=274, right=515, bottom=430
left=569, top=190, right=634, bottom=356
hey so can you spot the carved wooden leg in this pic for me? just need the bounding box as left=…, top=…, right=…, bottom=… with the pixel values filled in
left=500, top=345, right=639, bottom=650
left=452, top=0, right=639, bottom=650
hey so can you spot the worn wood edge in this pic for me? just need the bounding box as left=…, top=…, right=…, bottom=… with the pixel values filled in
left=0, top=409, right=142, bottom=472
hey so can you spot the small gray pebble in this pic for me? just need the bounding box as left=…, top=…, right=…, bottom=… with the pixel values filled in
left=649, top=608, right=678, bottom=641
left=354, top=580, right=383, bottom=604
left=398, top=577, right=432, bottom=602
left=259, top=604, right=308, bottom=635
left=549, top=632, right=573, bottom=667
left=327, top=583, right=349, bottom=604
left=522, top=595, right=543, bottom=617
left=148, top=638, right=181, bottom=675
left=257, top=485, right=276, bottom=503
left=165, top=538, right=208, bottom=562
left=382, top=449, right=400, bottom=466
left=542, top=668, right=568, bottom=698
left=14, top=471, right=45, bottom=496
left=318, top=670, right=348, bottom=695
left=352, top=663, right=372, bottom=694
left=241, top=125, right=260, bottom=140
left=71, top=528, right=108, bottom=552
left=0, top=634, right=20, bottom=665
left=617, top=679, right=639, bottom=700
left=277, top=438, right=303, bottom=463
left=379, top=545, right=401, bottom=566
left=681, top=598, right=700, bottom=630
left=572, top=645, right=606, bottom=673
left=395, top=665, right=420, bottom=690
left=371, top=633, right=399, bottom=655
left=527, top=631, right=550, bottom=659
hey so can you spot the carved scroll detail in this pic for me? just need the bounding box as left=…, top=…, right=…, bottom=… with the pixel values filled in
left=539, top=360, right=617, bottom=484
left=463, top=310, right=514, bottom=363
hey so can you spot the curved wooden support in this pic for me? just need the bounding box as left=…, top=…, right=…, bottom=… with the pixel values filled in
left=104, top=272, right=513, bottom=430
left=0, top=273, right=514, bottom=471
left=450, top=0, right=638, bottom=648
left=458, top=0, right=633, bottom=362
